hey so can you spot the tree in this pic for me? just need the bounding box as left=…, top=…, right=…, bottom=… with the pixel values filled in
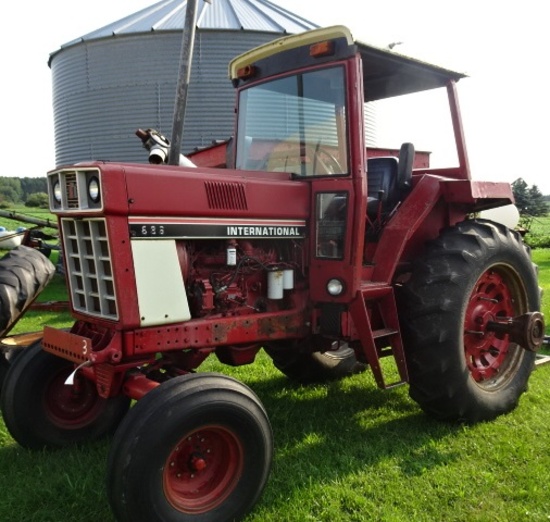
left=21, top=178, right=48, bottom=200
left=0, top=177, right=23, bottom=204
left=511, top=178, right=547, bottom=217
left=0, top=176, right=48, bottom=206
left=25, top=192, right=49, bottom=208
left=527, top=184, right=547, bottom=216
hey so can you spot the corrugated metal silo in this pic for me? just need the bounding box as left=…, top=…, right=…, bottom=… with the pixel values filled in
left=49, top=0, right=320, bottom=166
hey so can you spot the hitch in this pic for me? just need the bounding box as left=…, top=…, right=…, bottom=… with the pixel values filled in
left=486, top=312, right=545, bottom=352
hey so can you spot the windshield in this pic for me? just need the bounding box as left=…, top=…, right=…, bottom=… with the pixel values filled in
left=236, top=66, right=349, bottom=177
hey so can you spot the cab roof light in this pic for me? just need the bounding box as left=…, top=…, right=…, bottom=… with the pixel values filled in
left=237, top=65, right=257, bottom=80
left=310, top=40, right=335, bottom=58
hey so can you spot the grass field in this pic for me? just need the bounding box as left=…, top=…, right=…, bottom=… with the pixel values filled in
left=0, top=225, right=549, bottom=521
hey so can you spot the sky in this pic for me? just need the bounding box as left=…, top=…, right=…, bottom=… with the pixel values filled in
left=2, top=0, right=549, bottom=192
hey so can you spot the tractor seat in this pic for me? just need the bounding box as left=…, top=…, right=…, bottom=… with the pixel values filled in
left=366, top=143, right=414, bottom=219
left=366, top=157, right=399, bottom=216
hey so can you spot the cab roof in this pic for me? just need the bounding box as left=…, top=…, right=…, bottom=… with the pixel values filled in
left=229, top=25, right=466, bottom=102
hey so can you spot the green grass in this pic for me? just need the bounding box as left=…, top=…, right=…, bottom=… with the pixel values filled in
left=525, top=214, right=550, bottom=236
left=533, top=249, right=550, bottom=326
left=0, top=248, right=550, bottom=521
left=2, top=352, right=550, bottom=522
left=0, top=205, right=57, bottom=231
left=523, top=214, right=550, bottom=249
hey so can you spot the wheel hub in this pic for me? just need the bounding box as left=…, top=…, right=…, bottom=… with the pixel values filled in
left=486, top=312, right=545, bottom=352
left=163, top=426, right=243, bottom=514
left=45, top=371, right=101, bottom=428
left=190, top=454, right=207, bottom=471
left=464, top=270, right=515, bottom=381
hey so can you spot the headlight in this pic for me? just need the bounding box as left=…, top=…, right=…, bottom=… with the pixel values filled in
left=53, top=180, right=62, bottom=203
left=327, top=278, right=344, bottom=296
left=88, top=176, right=100, bottom=203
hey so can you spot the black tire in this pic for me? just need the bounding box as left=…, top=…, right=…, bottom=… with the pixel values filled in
left=0, top=353, right=8, bottom=393
left=0, top=245, right=55, bottom=336
left=0, top=341, right=131, bottom=449
left=107, top=373, right=273, bottom=522
left=0, top=347, right=22, bottom=395
left=398, top=219, right=540, bottom=422
left=264, top=340, right=365, bottom=383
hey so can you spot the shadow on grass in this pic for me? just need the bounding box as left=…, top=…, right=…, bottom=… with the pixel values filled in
left=0, top=438, right=115, bottom=522
left=0, top=367, right=462, bottom=522
left=243, top=372, right=463, bottom=515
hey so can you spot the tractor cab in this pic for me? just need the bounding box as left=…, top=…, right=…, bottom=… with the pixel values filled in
left=228, top=25, right=493, bottom=302
left=230, top=25, right=468, bottom=219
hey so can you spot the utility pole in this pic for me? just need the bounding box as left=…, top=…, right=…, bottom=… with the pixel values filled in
left=168, top=0, right=208, bottom=165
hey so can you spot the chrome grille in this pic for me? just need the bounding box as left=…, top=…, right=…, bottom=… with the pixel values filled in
left=61, top=218, right=118, bottom=320
left=65, top=172, right=79, bottom=209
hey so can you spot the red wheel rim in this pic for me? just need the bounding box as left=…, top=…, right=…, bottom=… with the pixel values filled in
left=44, top=370, right=104, bottom=429
left=464, top=268, right=519, bottom=383
left=163, top=426, right=244, bottom=514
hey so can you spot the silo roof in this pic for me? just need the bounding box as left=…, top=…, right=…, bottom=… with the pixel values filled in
left=59, top=0, right=319, bottom=49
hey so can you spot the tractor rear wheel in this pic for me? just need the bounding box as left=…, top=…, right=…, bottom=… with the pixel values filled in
left=107, top=373, right=273, bottom=522
left=264, top=340, right=365, bottom=383
left=0, top=340, right=131, bottom=449
left=398, top=220, right=539, bottom=422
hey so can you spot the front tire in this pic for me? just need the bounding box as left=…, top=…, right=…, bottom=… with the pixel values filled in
left=0, top=353, right=9, bottom=393
left=1, top=341, right=131, bottom=449
left=107, top=373, right=273, bottom=522
left=0, top=347, right=22, bottom=397
left=398, top=220, right=539, bottom=422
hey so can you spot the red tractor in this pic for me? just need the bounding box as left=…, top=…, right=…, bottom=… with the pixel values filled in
left=1, top=26, right=544, bottom=521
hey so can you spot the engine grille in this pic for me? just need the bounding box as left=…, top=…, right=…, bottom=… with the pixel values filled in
left=205, top=181, right=248, bottom=210
left=64, top=171, right=79, bottom=209
left=61, top=218, right=118, bottom=320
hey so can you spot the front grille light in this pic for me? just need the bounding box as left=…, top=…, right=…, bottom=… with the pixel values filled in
left=53, top=180, right=62, bottom=204
left=88, top=176, right=100, bottom=203
left=48, top=169, right=103, bottom=212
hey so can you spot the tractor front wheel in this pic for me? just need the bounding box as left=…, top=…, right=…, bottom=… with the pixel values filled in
left=0, top=347, right=21, bottom=398
left=0, top=353, right=8, bottom=394
left=107, top=373, right=273, bottom=522
left=0, top=340, right=131, bottom=449
left=398, top=220, right=540, bottom=422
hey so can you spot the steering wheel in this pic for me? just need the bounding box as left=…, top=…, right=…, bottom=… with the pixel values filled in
left=306, top=144, right=343, bottom=175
